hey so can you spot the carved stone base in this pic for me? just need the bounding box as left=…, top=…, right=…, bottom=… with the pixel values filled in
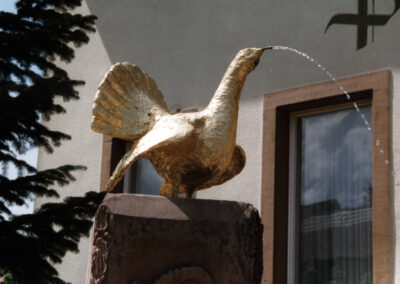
left=89, top=194, right=263, bottom=284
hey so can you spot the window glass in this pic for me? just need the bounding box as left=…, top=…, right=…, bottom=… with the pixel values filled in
left=123, top=143, right=164, bottom=195
left=134, top=157, right=164, bottom=195
left=294, top=106, right=372, bottom=284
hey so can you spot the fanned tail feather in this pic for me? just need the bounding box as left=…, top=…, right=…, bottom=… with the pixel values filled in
left=91, top=62, right=168, bottom=141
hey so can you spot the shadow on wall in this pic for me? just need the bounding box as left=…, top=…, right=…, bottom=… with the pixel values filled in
left=325, top=0, right=400, bottom=50
left=86, top=0, right=400, bottom=107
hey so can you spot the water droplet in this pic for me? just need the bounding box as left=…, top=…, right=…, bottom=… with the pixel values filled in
left=376, top=139, right=380, bottom=146
left=380, top=149, right=384, bottom=154
left=385, top=159, right=390, bottom=165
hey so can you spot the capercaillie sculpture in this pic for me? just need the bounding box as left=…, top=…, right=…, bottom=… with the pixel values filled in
left=91, top=47, right=272, bottom=197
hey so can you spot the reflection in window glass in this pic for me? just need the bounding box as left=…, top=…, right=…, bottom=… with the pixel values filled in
left=123, top=142, right=164, bottom=195
left=296, top=106, right=372, bottom=284
left=135, top=158, right=164, bottom=195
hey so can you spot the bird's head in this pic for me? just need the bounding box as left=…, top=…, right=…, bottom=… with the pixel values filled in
left=232, top=46, right=272, bottom=75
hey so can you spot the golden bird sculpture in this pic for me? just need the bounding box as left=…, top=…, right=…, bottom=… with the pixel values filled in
left=91, top=47, right=272, bottom=197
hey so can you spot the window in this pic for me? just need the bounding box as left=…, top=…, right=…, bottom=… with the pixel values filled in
left=261, top=70, right=391, bottom=284
left=288, top=103, right=372, bottom=283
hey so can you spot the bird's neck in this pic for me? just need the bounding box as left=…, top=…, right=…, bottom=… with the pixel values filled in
left=206, top=64, right=248, bottom=114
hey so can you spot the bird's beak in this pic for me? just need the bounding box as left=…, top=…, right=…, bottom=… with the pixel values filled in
left=262, top=46, right=273, bottom=51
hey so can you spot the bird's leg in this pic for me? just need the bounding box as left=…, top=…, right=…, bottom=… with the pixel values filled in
left=181, top=192, right=192, bottom=198
left=171, top=185, right=179, bottom=198
left=181, top=188, right=194, bottom=199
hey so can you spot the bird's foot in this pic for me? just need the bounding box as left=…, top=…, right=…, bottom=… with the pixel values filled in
left=171, top=185, right=179, bottom=198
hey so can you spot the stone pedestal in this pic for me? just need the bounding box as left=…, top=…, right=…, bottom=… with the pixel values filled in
left=89, top=194, right=263, bottom=284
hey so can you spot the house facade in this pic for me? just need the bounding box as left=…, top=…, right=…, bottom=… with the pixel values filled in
left=35, top=0, right=400, bottom=283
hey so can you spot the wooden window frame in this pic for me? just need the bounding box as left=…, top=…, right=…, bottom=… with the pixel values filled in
left=99, top=135, right=126, bottom=192
left=261, top=70, right=391, bottom=284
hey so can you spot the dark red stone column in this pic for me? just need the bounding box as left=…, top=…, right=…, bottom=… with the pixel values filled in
left=89, top=194, right=263, bottom=284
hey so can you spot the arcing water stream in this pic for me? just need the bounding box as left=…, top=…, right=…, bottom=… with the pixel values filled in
left=270, top=46, right=391, bottom=167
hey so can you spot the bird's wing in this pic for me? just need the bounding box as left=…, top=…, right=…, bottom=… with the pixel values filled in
left=91, top=62, right=169, bottom=141
left=105, top=120, right=194, bottom=192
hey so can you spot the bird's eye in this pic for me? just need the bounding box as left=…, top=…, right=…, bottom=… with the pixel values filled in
left=254, top=58, right=260, bottom=67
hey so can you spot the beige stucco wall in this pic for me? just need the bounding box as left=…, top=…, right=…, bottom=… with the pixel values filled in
left=35, top=0, right=400, bottom=283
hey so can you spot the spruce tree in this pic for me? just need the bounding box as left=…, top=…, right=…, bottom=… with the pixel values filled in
left=0, top=0, right=105, bottom=283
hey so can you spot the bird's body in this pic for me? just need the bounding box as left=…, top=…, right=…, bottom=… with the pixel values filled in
left=91, top=47, right=269, bottom=196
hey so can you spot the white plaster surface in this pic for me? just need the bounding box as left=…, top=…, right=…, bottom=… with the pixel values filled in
left=35, top=0, right=400, bottom=282
left=35, top=2, right=112, bottom=283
